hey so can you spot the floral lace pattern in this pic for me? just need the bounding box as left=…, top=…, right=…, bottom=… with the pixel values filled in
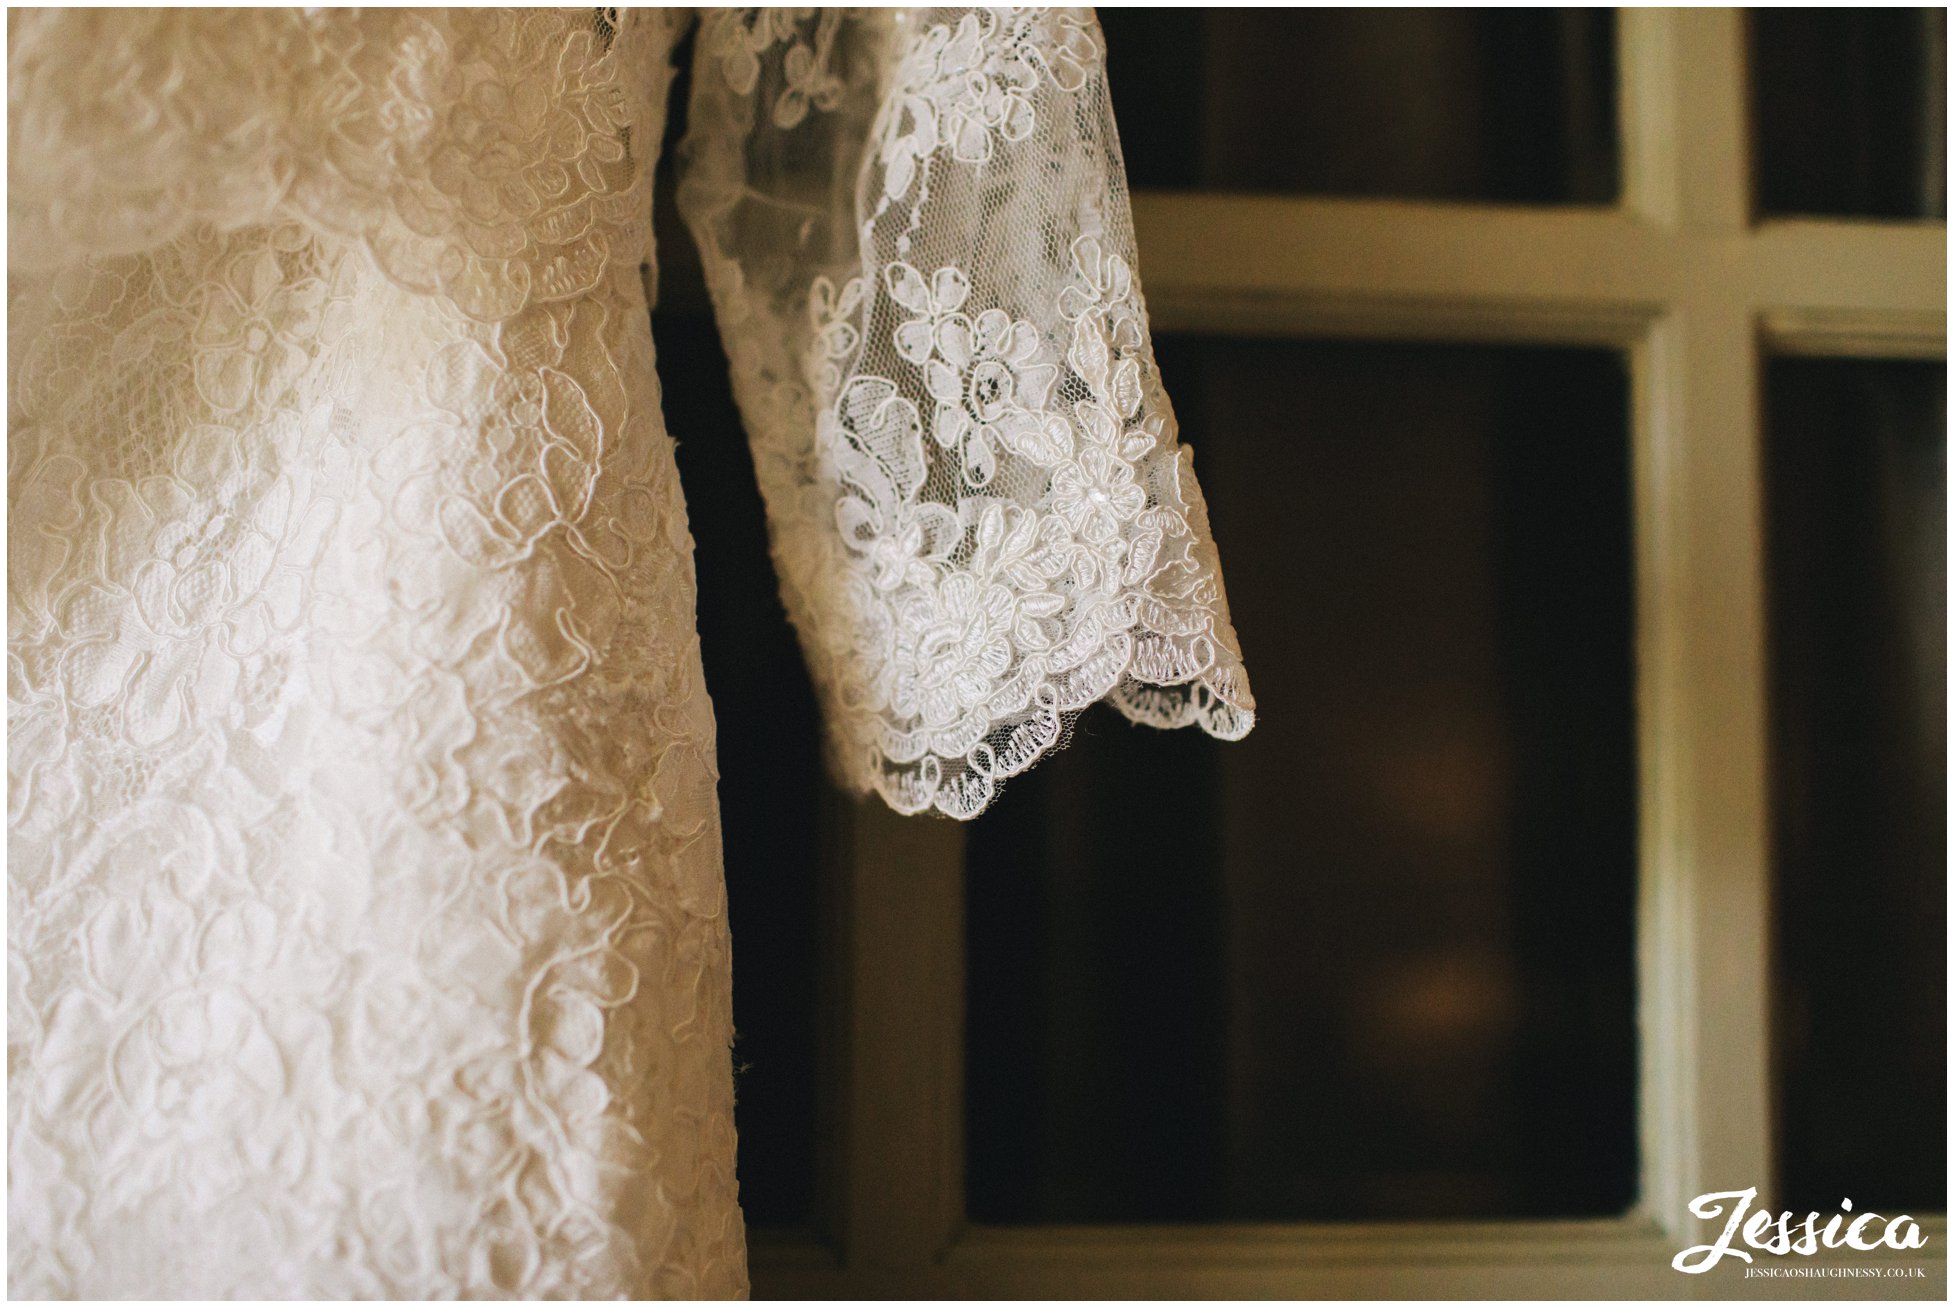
left=681, top=7, right=1254, bottom=819
left=9, top=10, right=743, bottom=1298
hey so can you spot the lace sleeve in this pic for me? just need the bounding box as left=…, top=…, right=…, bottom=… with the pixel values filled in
left=679, top=7, right=1254, bottom=819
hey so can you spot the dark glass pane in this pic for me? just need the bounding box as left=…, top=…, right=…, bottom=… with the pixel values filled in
left=1101, top=9, right=1619, bottom=204
left=967, top=339, right=1639, bottom=1223
left=1752, top=9, right=1948, bottom=220
left=1765, top=358, right=1947, bottom=1212
left=655, top=49, right=826, bottom=1230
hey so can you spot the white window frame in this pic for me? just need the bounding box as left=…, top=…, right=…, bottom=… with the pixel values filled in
left=749, top=10, right=1948, bottom=1298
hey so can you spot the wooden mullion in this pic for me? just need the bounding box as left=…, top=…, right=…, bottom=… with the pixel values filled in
left=833, top=800, right=967, bottom=1272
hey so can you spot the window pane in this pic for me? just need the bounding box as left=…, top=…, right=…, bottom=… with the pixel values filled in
left=1102, top=10, right=1619, bottom=205
left=966, top=339, right=1639, bottom=1223
left=1765, top=358, right=1947, bottom=1213
left=1751, top=9, right=1948, bottom=220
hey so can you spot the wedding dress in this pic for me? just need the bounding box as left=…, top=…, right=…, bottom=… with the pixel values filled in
left=8, top=7, right=1253, bottom=1298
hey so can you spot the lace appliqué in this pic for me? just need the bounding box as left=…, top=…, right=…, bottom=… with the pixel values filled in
left=681, top=7, right=1254, bottom=819
left=9, top=10, right=744, bottom=1298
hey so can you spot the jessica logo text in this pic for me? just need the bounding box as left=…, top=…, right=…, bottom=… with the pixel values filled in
left=1672, top=1188, right=1929, bottom=1273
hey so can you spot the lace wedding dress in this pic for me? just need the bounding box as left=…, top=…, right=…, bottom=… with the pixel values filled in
left=8, top=7, right=1253, bottom=1298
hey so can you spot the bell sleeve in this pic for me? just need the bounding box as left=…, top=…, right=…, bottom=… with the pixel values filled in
left=677, top=7, right=1254, bottom=819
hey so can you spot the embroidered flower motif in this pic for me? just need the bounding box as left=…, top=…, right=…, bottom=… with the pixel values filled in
left=56, top=419, right=315, bottom=747
left=193, top=248, right=330, bottom=412
left=887, top=573, right=1017, bottom=730
left=1057, top=234, right=1136, bottom=326
left=774, top=25, right=845, bottom=128
left=426, top=72, right=587, bottom=229
left=806, top=274, right=864, bottom=405
left=39, top=813, right=286, bottom=1151
left=824, top=375, right=926, bottom=521
left=925, top=307, right=1065, bottom=484
left=884, top=261, right=1070, bottom=484
left=704, top=9, right=804, bottom=97
left=822, top=374, right=963, bottom=592
left=313, top=15, right=644, bottom=320
left=393, top=317, right=603, bottom=572
left=885, top=261, right=969, bottom=359
left=701, top=9, right=844, bottom=129
left=1014, top=9, right=1100, bottom=96
left=859, top=507, right=956, bottom=592
left=1050, top=446, right=1147, bottom=545
left=970, top=503, right=1065, bottom=591
left=876, top=10, right=1101, bottom=203
left=116, top=987, right=288, bottom=1137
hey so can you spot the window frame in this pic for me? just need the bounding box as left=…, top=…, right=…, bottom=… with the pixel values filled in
left=749, top=10, right=1948, bottom=1297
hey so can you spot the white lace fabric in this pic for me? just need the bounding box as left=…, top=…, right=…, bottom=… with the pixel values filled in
left=9, top=7, right=1251, bottom=1299
left=680, top=8, right=1253, bottom=818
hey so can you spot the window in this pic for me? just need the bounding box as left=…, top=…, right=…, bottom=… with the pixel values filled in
left=966, top=340, right=1641, bottom=1226
left=1100, top=9, right=1620, bottom=204
left=1764, top=358, right=1946, bottom=1215
left=658, top=9, right=1947, bottom=1297
left=1751, top=9, right=1947, bottom=220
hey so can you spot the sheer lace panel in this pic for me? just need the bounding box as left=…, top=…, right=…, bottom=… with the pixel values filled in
left=679, top=7, right=1255, bottom=820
